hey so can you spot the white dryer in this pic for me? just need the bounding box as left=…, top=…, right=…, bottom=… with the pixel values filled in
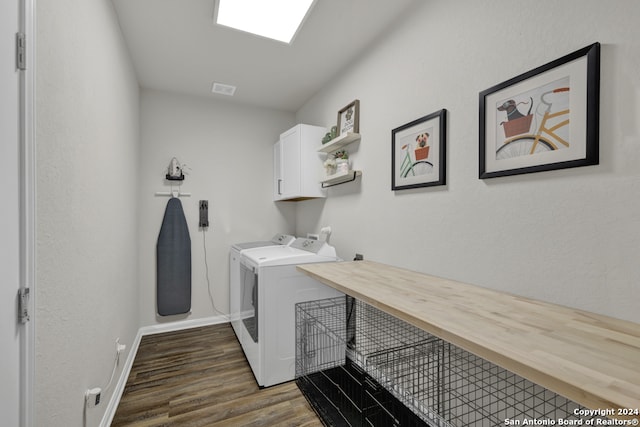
left=239, top=238, right=343, bottom=387
left=229, top=234, right=295, bottom=338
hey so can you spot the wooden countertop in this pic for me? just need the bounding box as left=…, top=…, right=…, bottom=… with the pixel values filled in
left=297, top=260, right=640, bottom=418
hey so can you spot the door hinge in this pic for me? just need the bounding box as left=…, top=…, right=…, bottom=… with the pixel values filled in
left=16, top=32, right=26, bottom=71
left=19, top=288, right=30, bottom=323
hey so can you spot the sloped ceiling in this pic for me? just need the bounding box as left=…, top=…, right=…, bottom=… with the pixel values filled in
left=112, top=0, right=420, bottom=112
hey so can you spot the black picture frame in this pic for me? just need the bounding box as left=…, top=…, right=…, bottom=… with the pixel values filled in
left=479, top=42, right=600, bottom=179
left=392, top=109, right=447, bottom=190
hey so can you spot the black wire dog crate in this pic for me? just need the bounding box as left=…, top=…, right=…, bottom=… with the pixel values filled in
left=295, top=296, right=603, bottom=427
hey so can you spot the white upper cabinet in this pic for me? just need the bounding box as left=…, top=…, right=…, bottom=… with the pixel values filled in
left=273, top=124, right=326, bottom=201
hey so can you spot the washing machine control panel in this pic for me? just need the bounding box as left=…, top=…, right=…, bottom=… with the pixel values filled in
left=271, top=233, right=295, bottom=245
left=290, top=238, right=332, bottom=255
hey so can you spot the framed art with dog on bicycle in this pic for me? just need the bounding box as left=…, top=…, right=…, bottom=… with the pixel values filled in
left=392, top=109, right=447, bottom=190
left=479, top=42, right=600, bottom=179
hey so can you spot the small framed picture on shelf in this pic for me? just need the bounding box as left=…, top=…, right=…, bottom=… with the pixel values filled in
left=337, top=99, right=360, bottom=136
left=479, top=42, right=600, bottom=179
left=391, top=109, right=447, bottom=190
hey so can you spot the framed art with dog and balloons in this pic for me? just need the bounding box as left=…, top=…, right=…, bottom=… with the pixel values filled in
left=479, top=42, right=600, bottom=179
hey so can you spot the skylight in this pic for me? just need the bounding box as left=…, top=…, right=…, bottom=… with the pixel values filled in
left=215, top=0, right=315, bottom=44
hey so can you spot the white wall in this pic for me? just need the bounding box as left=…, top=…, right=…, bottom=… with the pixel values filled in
left=138, top=90, right=295, bottom=327
left=35, top=0, right=140, bottom=425
left=296, top=0, right=640, bottom=324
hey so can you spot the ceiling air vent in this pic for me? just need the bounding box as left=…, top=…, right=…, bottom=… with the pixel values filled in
left=211, top=82, right=237, bottom=96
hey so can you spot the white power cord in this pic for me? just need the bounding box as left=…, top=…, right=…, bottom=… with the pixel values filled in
left=84, top=339, right=126, bottom=410
left=202, top=229, right=229, bottom=320
left=104, top=340, right=126, bottom=393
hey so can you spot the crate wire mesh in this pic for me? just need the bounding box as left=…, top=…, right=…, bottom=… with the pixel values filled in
left=296, top=296, right=606, bottom=427
left=296, top=296, right=347, bottom=377
left=349, top=298, right=447, bottom=426
left=442, top=345, right=593, bottom=425
left=295, top=297, right=363, bottom=425
left=296, top=297, right=426, bottom=426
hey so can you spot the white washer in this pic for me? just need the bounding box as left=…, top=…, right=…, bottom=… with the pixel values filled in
left=239, top=238, right=343, bottom=387
left=229, top=234, right=295, bottom=338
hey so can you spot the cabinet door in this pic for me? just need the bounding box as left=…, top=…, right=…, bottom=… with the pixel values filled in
left=273, top=140, right=283, bottom=200
left=280, top=127, right=301, bottom=198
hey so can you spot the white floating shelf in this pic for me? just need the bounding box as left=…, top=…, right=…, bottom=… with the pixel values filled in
left=317, top=132, right=361, bottom=153
left=320, top=170, right=362, bottom=187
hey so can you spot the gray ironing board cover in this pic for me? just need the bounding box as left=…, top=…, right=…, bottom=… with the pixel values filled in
left=156, top=197, right=191, bottom=316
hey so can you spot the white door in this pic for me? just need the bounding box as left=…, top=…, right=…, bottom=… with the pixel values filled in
left=1, top=0, right=33, bottom=425
left=280, top=126, right=301, bottom=198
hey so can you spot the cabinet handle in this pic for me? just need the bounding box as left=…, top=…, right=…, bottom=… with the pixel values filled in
left=278, top=179, right=282, bottom=195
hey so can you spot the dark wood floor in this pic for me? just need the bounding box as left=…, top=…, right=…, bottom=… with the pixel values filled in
left=111, top=323, right=322, bottom=426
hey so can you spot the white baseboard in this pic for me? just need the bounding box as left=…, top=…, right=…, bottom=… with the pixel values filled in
left=99, top=315, right=229, bottom=426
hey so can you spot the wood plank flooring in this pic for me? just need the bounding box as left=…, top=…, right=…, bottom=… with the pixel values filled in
left=111, top=323, right=322, bottom=427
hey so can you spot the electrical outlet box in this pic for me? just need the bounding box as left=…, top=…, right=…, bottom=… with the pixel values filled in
left=199, top=200, right=209, bottom=228
left=85, top=387, right=102, bottom=408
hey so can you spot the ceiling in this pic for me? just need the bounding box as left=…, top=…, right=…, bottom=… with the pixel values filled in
left=111, top=0, right=420, bottom=112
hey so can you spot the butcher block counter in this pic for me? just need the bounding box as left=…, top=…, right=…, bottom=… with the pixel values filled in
left=296, top=260, right=640, bottom=419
